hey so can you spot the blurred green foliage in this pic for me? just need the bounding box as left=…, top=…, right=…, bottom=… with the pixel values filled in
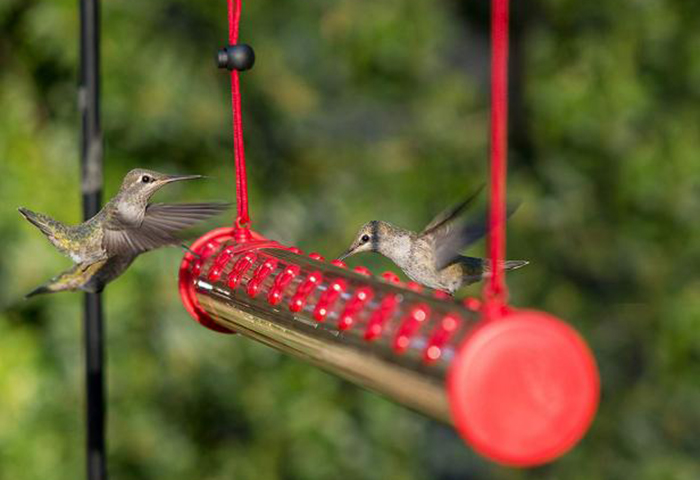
left=1, top=0, right=699, bottom=479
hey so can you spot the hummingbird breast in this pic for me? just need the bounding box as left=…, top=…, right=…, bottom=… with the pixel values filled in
left=113, top=199, right=146, bottom=226
left=397, top=238, right=483, bottom=294
left=396, top=237, right=447, bottom=291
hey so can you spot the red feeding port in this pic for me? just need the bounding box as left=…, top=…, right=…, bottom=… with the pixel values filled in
left=228, top=252, right=257, bottom=289
left=289, top=271, right=323, bottom=313
left=424, top=314, right=462, bottom=363
left=247, top=259, right=278, bottom=297
left=354, top=266, right=371, bottom=276
left=364, top=294, right=399, bottom=341
left=381, top=271, right=401, bottom=284
left=268, top=265, right=300, bottom=306
left=338, top=286, right=374, bottom=331
left=393, top=304, right=431, bottom=353
left=313, top=279, right=347, bottom=322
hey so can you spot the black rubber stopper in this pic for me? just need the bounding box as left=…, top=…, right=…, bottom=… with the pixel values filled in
left=216, top=44, right=255, bottom=71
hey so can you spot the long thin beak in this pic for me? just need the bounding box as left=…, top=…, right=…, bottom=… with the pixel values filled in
left=337, top=248, right=355, bottom=261
left=162, top=174, right=204, bottom=184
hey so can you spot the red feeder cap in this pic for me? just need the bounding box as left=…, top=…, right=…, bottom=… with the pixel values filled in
left=178, top=227, right=272, bottom=334
left=179, top=228, right=237, bottom=334
left=447, top=310, right=599, bottom=467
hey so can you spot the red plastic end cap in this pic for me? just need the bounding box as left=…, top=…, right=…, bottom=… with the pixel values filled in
left=178, top=227, right=269, bottom=334
left=447, top=309, right=599, bottom=467
left=179, top=227, right=236, bottom=334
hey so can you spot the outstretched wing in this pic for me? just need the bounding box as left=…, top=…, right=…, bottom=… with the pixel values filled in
left=431, top=203, right=520, bottom=271
left=420, top=185, right=484, bottom=239
left=103, top=202, right=230, bottom=256
left=432, top=215, right=490, bottom=270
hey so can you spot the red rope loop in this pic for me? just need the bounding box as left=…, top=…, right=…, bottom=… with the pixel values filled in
left=484, top=0, right=509, bottom=313
left=228, top=0, right=251, bottom=232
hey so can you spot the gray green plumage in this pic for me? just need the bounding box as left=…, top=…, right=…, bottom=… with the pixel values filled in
left=338, top=190, right=528, bottom=294
left=20, top=168, right=229, bottom=297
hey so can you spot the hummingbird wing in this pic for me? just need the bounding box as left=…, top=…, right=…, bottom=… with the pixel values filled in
left=140, top=202, right=231, bottom=234
left=419, top=185, right=484, bottom=238
left=428, top=203, right=520, bottom=271
left=431, top=215, right=490, bottom=271
left=103, top=202, right=230, bottom=256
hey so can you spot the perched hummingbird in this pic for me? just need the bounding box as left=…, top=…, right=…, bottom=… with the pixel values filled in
left=19, top=168, right=229, bottom=297
left=338, top=190, right=528, bottom=294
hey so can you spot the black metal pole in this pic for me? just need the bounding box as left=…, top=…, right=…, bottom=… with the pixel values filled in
left=79, top=0, right=106, bottom=479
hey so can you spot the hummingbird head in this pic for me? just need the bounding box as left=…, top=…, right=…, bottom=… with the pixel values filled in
left=118, top=168, right=203, bottom=199
left=338, top=220, right=396, bottom=261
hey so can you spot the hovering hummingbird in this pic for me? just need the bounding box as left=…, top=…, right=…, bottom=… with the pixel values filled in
left=338, top=189, right=528, bottom=294
left=19, top=168, right=229, bottom=297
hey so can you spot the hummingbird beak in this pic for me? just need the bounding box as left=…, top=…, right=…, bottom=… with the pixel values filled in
left=162, top=174, right=204, bottom=184
left=337, top=248, right=355, bottom=262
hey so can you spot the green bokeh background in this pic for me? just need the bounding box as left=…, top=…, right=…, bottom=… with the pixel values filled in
left=1, top=1, right=698, bottom=479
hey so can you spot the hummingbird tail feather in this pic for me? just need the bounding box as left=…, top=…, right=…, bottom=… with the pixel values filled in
left=25, top=284, right=55, bottom=298
left=481, top=259, right=529, bottom=273
left=504, top=260, right=529, bottom=271
left=23, top=260, right=106, bottom=299
left=18, top=207, right=58, bottom=238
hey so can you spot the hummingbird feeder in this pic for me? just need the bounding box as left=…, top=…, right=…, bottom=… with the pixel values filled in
left=179, top=0, right=600, bottom=467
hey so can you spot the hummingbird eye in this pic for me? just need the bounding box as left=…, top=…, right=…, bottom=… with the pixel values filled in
left=361, top=234, right=370, bottom=243
left=141, top=175, right=152, bottom=184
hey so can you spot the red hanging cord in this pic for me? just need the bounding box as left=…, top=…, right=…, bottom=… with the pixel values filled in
left=484, top=0, right=509, bottom=315
left=227, top=0, right=251, bottom=236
